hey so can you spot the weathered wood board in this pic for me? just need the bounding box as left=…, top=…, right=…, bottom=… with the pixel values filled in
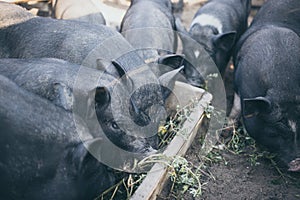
left=131, top=81, right=212, bottom=200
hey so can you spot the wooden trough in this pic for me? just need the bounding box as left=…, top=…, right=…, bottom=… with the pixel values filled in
left=131, top=81, right=212, bottom=200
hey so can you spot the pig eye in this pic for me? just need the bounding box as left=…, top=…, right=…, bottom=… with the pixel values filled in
left=112, top=122, right=119, bottom=129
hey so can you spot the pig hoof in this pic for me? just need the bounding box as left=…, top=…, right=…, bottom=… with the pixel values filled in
left=288, top=158, right=300, bottom=172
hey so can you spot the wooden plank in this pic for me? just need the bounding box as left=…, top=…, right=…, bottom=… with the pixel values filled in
left=131, top=82, right=212, bottom=200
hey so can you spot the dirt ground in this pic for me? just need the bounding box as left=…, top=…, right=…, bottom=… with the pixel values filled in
left=165, top=143, right=300, bottom=200
left=156, top=3, right=300, bottom=200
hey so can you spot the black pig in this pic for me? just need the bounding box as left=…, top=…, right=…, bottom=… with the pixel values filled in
left=120, top=0, right=197, bottom=87
left=0, top=75, right=117, bottom=200
left=233, top=0, right=300, bottom=171
left=176, top=0, right=251, bottom=76
left=120, top=0, right=176, bottom=62
left=0, top=58, right=163, bottom=152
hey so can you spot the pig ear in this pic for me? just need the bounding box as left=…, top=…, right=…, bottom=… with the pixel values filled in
left=175, top=17, right=190, bottom=47
left=175, top=17, right=189, bottom=35
left=213, top=31, right=236, bottom=51
left=95, top=87, right=110, bottom=109
left=159, top=66, right=184, bottom=98
left=158, top=54, right=185, bottom=69
left=111, top=60, right=134, bottom=91
left=243, top=97, right=272, bottom=118
left=111, top=60, right=126, bottom=77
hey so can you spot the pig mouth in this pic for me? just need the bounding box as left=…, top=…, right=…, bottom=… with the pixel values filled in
left=288, top=158, right=300, bottom=172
